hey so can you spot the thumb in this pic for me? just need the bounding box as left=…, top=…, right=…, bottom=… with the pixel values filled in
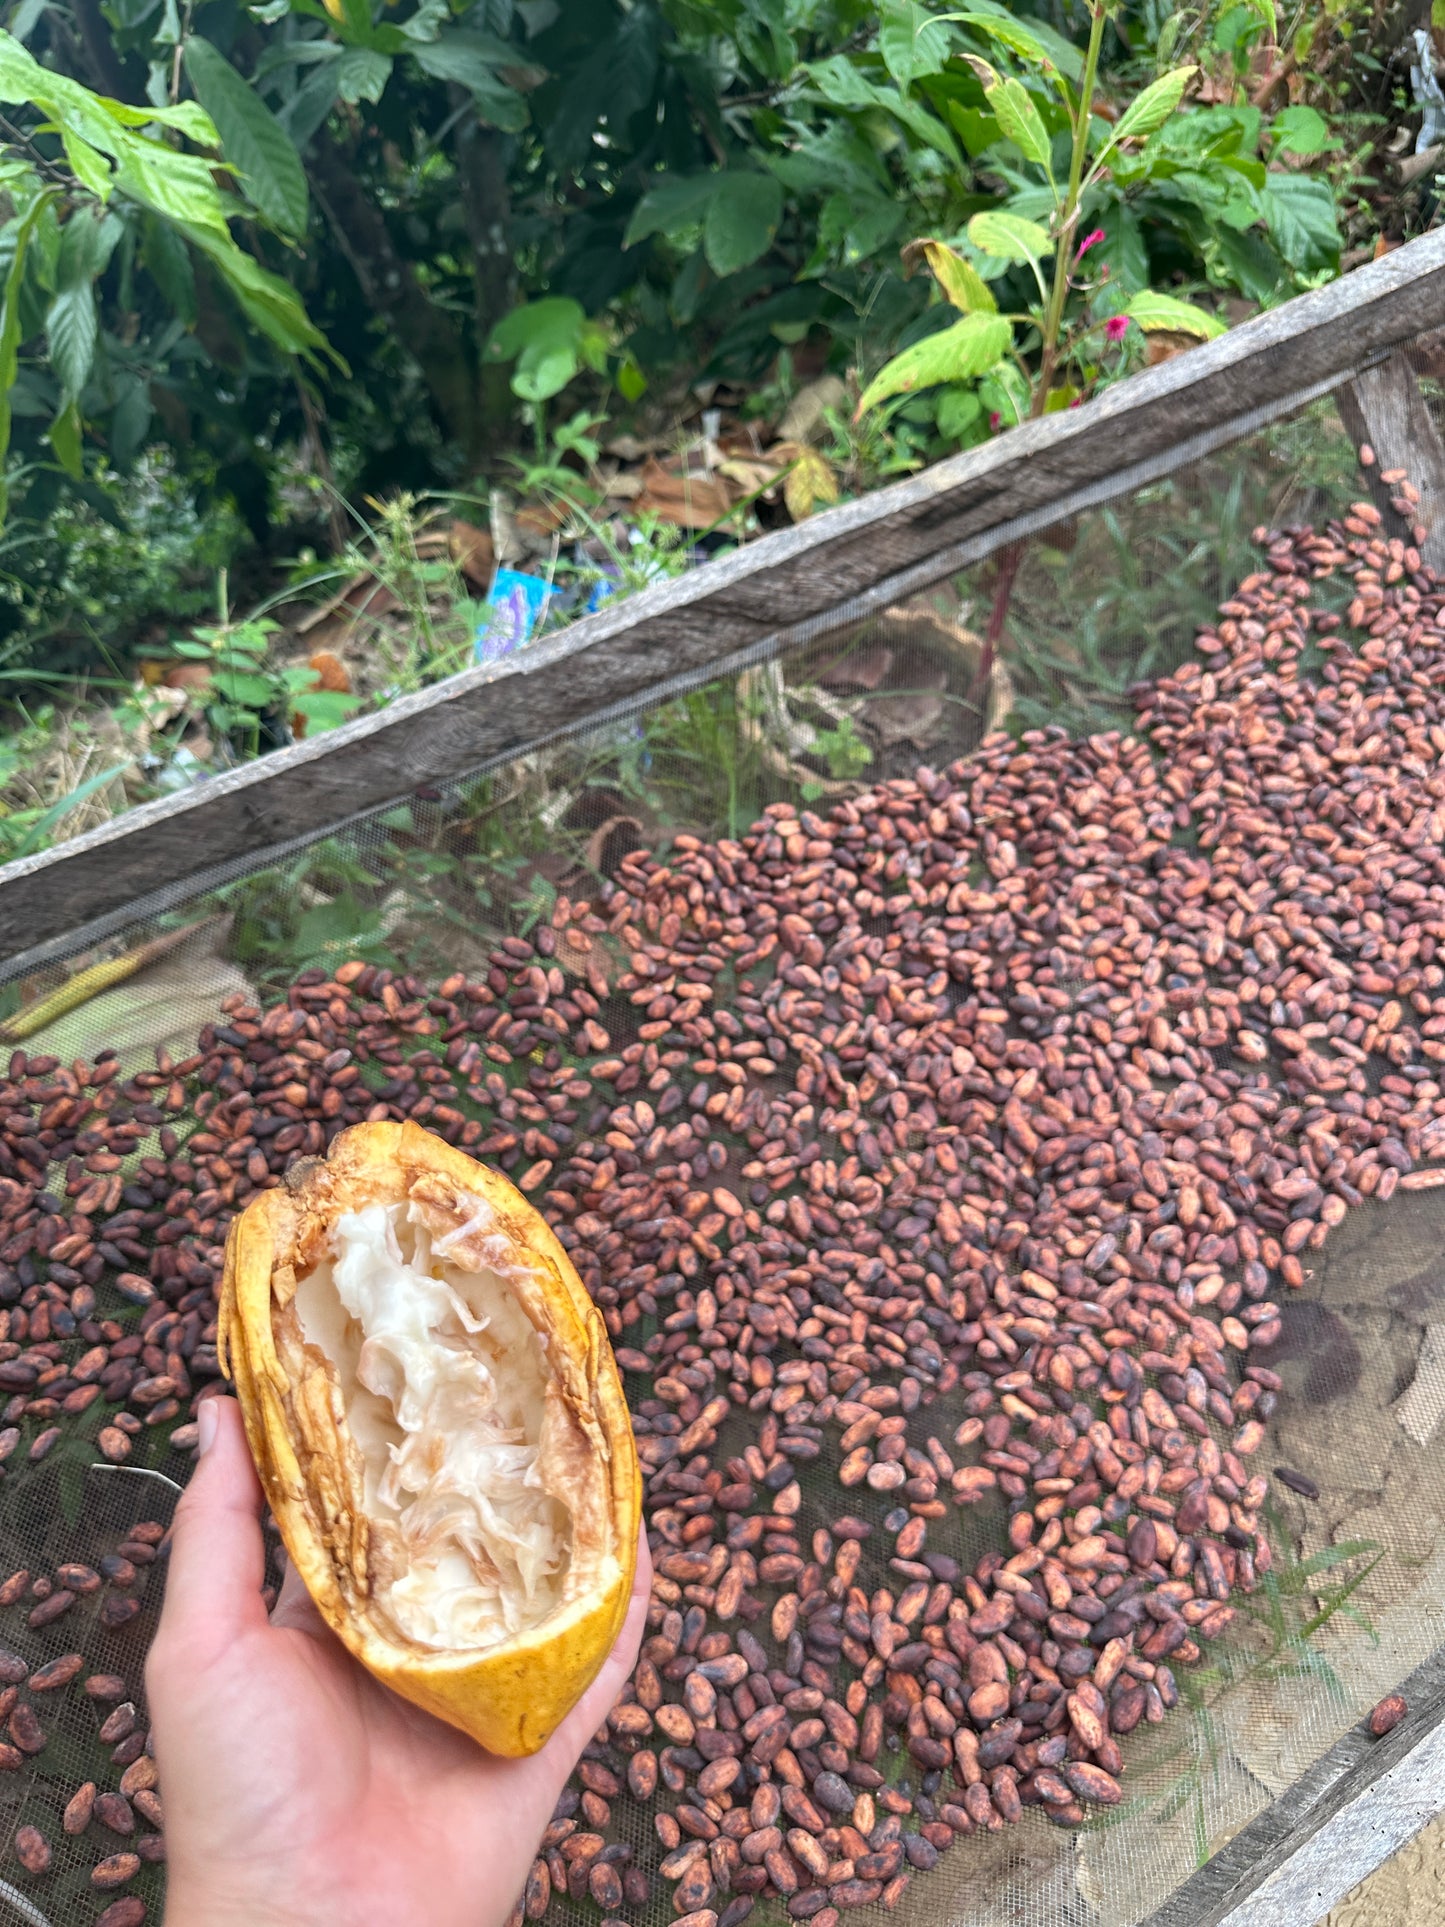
left=152, top=1396, right=269, bottom=1667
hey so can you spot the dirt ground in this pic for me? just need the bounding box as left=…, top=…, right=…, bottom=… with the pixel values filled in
left=1318, top=1808, right=1445, bottom=1924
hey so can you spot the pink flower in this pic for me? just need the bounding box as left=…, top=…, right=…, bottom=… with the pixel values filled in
left=1075, top=228, right=1106, bottom=262
left=988, top=410, right=1001, bottom=430
left=1104, top=313, right=1131, bottom=341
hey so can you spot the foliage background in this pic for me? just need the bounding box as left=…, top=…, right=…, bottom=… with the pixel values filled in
left=0, top=0, right=1402, bottom=679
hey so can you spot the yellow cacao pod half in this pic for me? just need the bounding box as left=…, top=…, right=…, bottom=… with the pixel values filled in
left=217, top=1119, right=640, bottom=1756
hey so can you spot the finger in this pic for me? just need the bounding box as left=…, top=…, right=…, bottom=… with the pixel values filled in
left=534, top=1526, right=653, bottom=1797
left=154, top=1397, right=269, bottom=1661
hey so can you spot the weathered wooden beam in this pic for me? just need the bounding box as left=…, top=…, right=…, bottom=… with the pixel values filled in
left=1335, top=349, right=1445, bottom=569
left=4, top=228, right=1445, bottom=963
left=1140, top=1644, right=1445, bottom=1927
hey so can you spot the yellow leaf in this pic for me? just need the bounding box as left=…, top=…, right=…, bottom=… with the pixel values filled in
left=774, top=442, right=840, bottom=521
left=900, top=237, right=998, bottom=314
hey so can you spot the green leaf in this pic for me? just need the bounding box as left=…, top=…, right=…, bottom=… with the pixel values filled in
left=410, top=33, right=528, bottom=128
left=856, top=311, right=1011, bottom=414
left=967, top=207, right=1049, bottom=263
left=184, top=37, right=308, bottom=235
left=950, top=0, right=1082, bottom=76
left=986, top=75, right=1051, bottom=168
left=47, top=395, right=82, bottom=475
left=940, top=9, right=1058, bottom=71
left=805, top=53, right=879, bottom=110
left=46, top=281, right=97, bottom=398
left=291, top=689, right=361, bottom=731
left=703, top=172, right=783, bottom=276
left=0, top=189, right=51, bottom=522
left=214, top=668, right=274, bottom=707
left=1262, top=171, right=1340, bottom=275
left=1271, top=103, right=1329, bottom=155
left=56, top=206, right=120, bottom=287
left=1105, top=64, right=1195, bottom=149
left=180, top=220, right=329, bottom=357
left=936, top=384, right=982, bottom=438
left=1124, top=288, right=1225, bottom=337
left=624, top=174, right=718, bottom=248
left=486, top=295, right=588, bottom=400
left=140, top=213, right=196, bottom=324
left=486, top=295, right=584, bottom=359
left=902, top=237, right=997, bottom=313
left=880, top=2, right=952, bottom=85
left=58, top=125, right=112, bottom=198
left=334, top=45, right=392, bottom=103
left=1094, top=203, right=1148, bottom=293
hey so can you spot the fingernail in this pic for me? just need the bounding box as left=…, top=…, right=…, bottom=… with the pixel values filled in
left=197, top=1400, right=221, bottom=1456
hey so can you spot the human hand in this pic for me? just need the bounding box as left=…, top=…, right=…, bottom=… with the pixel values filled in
left=147, top=1396, right=651, bottom=1927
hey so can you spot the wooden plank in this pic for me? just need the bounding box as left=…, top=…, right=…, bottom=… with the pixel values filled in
left=3, top=229, right=1445, bottom=963
left=1140, top=1644, right=1445, bottom=1927
left=1335, top=349, right=1445, bottom=569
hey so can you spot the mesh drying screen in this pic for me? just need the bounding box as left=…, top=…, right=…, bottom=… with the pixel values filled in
left=0, top=396, right=1439, bottom=1927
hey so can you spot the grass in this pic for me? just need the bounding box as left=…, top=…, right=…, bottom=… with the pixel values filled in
left=1086, top=1502, right=1383, bottom=1867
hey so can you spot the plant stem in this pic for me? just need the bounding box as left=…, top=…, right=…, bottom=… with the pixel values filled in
left=981, top=1, right=1109, bottom=712
left=1035, top=0, right=1108, bottom=415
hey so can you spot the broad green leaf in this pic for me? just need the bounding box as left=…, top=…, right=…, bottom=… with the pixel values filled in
left=938, top=10, right=1057, bottom=71
left=281, top=57, right=346, bottom=147
left=46, top=281, right=97, bottom=397
left=901, top=237, right=997, bottom=313
left=486, top=295, right=584, bottom=358
left=1105, top=64, right=1195, bottom=149
left=56, top=205, right=120, bottom=285
left=967, top=207, right=1049, bottom=263
left=624, top=174, right=718, bottom=248
left=936, top=384, right=982, bottom=438
left=58, top=126, right=112, bottom=198
left=1262, top=172, right=1340, bottom=275
left=1093, top=204, right=1148, bottom=293
left=804, top=54, right=879, bottom=110
left=0, top=188, right=53, bottom=522
left=184, top=37, right=308, bottom=235
left=334, top=45, right=392, bottom=102
left=394, top=0, right=452, bottom=44
left=703, top=171, right=782, bottom=276
left=986, top=75, right=1051, bottom=168
left=131, top=98, right=218, bottom=143
left=486, top=296, right=587, bottom=398
left=47, top=396, right=82, bottom=475
left=180, top=220, right=329, bottom=356
left=410, top=33, right=528, bottom=128
left=880, top=2, right=952, bottom=85
left=1125, top=288, right=1225, bottom=337
left=856, top=310, right=1011, bottom=414
left=951, top=0, right=1082, bottom=76
left=140, top=214, right=196, bottom=324
left=1271, top=104, right=1329, bottom=155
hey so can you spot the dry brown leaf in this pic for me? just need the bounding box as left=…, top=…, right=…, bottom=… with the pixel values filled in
left=307, top=650, right=351, bottom=694
left=447, top=519, right=494, bottom=589
left=715, top=456, right=784, bottom=499
left=633, top=459, right=730, bottom=529
left=1145, top=330, right=1202, bottom=367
